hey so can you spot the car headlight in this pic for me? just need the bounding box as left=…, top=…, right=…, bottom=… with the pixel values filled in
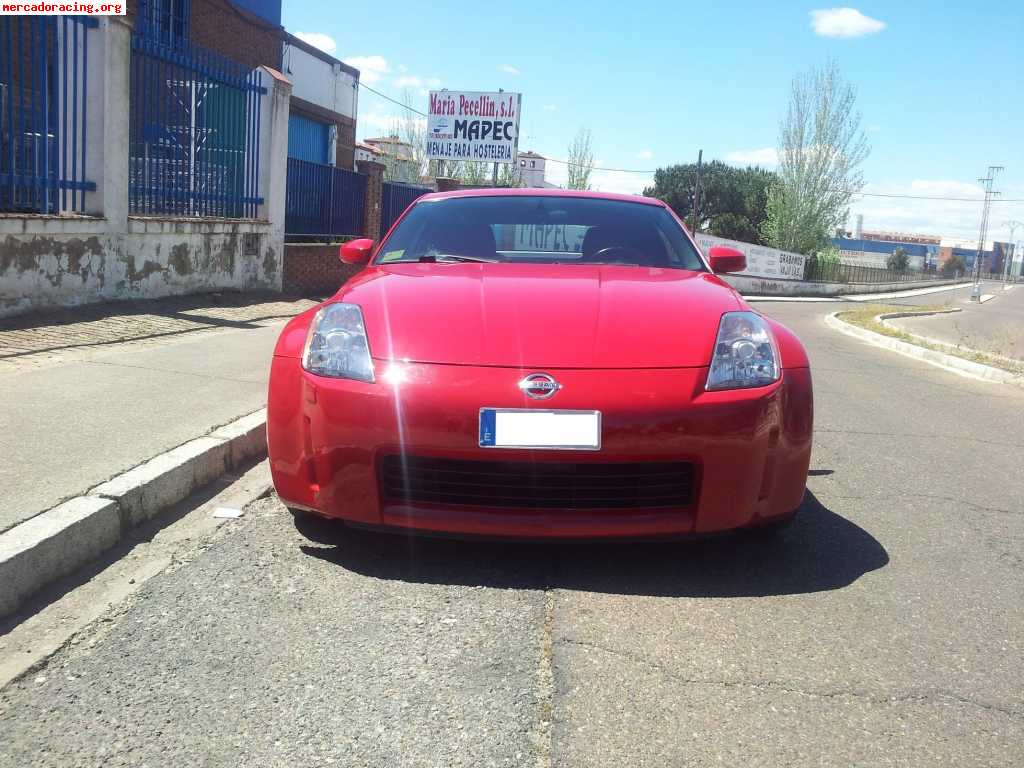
left=706, top=311, right=779, bottom=390
left=301, top=303, right=375, bottom=382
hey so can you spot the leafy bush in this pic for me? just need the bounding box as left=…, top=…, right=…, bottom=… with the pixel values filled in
left=887, top=247, right=910, bottom=272
left=942, top=255, right=967, bottom=276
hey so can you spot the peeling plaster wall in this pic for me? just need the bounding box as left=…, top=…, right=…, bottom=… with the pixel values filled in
left=0, top=216, right=282, bottom=318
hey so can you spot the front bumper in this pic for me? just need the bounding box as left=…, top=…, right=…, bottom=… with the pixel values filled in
left=267, top=359, right=812, bottom=538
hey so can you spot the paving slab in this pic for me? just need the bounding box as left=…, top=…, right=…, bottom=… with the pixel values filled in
left=0, top=296, right=312, bottom=533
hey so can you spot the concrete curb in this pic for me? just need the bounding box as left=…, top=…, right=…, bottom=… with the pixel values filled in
left=825, top=312, right=1023, bottom=385
left=840, top=281, right=973, bottom=302
left=744, top=280, right=973, bottom=303
left=0, top=408, right=268, bottom=619
left=879, top=312, right=1024, bottom=370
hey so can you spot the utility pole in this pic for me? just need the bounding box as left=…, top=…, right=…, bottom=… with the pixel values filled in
left=1003, top=220, right=1022, bottom=281
left=492, top=88, right=504, bottom=187
left=691, top=149, right=703, bottom=233
left=971, top=165, right=1003, bottom=300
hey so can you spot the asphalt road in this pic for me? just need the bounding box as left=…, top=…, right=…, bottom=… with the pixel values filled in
left=2, top=298, right=1023, bottom=767
left=888, top=281, right=1024, bottom=360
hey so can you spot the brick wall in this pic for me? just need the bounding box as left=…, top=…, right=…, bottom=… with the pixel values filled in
left=191, top=0, right=283, bottom=70
left=336, top=116, right=356, bottom=170
left=358, top=160, right=386, bottom=241
left=282, top=244, right=362, bottom=296
left=126, top=0, right=282, bottom=71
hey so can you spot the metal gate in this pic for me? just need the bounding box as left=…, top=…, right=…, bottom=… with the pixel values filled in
left=0, top=16, right=97, bottom=213
left=285, top=158, right=366, bottom=238
left=381, top=181, right=431, bottom=236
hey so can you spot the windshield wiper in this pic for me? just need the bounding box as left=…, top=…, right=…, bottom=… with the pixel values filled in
left=417, top=254, right=497, bottom=263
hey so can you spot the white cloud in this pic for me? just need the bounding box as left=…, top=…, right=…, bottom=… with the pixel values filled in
left=636, top=149, right=654, bottom=160
left=591, top=171, right=653, bottom=196
left=359, top=110, right=426, bottom=137
left=499, top=64, right=521, bottom=75
left=810, top=8, right=886, bottom=38
left=395, top=74, right=441, bottom=90
left=359, top=111, right=400, bottom=132
left=725, top=147, right=778, bottom=166
left=343, top=55, right=389, bottom=84
left=294, top=32, right=337, bottom=54
left=541, top=159, right=652, bottom=196
left=849, top=179, right=1024, bottom=243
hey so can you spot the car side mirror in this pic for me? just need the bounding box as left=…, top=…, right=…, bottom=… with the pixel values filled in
left=340, top=238, right=374, bottom=265
left=707, top=245, right=746, bottom=274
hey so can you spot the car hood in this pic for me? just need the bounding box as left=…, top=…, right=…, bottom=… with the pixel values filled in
left=337, top=263, right=742, bottom=369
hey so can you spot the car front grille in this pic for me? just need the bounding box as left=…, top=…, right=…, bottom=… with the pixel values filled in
left=380, top=455, right=695, bottom=510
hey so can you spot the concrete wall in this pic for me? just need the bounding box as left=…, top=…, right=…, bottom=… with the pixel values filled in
left=0, top=19, right=292, bottom=319
left=0, top=218, right=280, bottom=317
left=283, top=39, right=357, bottom=120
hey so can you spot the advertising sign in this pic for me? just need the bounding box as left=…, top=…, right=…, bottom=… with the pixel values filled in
left=695, top=233, right=806, bottom=280
left=426, top=90, right=521, bottom=165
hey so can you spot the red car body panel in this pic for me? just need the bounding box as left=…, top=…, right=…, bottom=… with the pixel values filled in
left=335, top=264, right=741, bottom=368
left=267, top=190, right=813, bottom=538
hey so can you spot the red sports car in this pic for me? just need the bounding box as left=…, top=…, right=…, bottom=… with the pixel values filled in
left=268, top=189, right=812, bottom=538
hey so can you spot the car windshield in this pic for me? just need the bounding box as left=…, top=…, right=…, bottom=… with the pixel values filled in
left=373, top=195, right=706, bottom=270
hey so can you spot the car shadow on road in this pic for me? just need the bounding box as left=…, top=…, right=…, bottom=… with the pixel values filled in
left=295, top=490, right=888, bottom=598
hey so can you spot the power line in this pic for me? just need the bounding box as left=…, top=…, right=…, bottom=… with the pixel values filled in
left=855, top=191, right=1023, bottom=202
left=973, top=166, right=1003, bottom=288
left=358, top=81, right=428, bottom=115
left=543, top=157, right=655, bottom=174
left=356, top=84, right=1023, bottom=200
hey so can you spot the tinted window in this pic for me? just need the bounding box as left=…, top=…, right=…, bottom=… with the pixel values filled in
left=374, top=196, right=705, bottom=271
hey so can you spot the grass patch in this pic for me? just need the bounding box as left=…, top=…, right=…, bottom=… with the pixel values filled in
left=836, top=304, right=1024, bottom=377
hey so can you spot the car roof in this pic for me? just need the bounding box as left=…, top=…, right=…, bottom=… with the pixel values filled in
left=416, top=187, right=666, bottom=207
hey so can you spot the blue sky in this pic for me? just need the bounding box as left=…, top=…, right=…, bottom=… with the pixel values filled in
left=282, top=1, right=1024, bottom=243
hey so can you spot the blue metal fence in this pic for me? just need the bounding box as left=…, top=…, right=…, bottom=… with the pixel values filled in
left=285, top=158, right=366, bottom=238
left=0, top=16, right=97, bottom=214
left=381, top=181, right=431, bottom=235
left=129, top=33, right=266, bottom=218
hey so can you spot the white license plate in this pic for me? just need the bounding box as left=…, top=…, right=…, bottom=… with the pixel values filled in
left=478, top=408, right=601, bottom=450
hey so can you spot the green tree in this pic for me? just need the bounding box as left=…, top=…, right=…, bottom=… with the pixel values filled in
left=498, top=162, right=524, bottom=187
left=458, top=161, right=491, bottom=186
left=566, top=129, right=594, bottom=190
left=942, top=255, right=967, bottom=277
left=887, top=246, right=910, bottom=272
left=644, top=161, right=777, bottom=243
left=762, top=61, right=870, bottom=255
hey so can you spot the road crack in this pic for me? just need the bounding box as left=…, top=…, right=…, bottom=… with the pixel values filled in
left=533, top=589, right=555, bottom=768
left=818, top=491, right=1022, bottom=516
left=816, top=427, right=1024, bottom=450
left=559, top=637, right=1024, bottom=720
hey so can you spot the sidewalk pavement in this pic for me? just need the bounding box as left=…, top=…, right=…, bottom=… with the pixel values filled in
left=0, top=293, right=319, bottom=534
left=887, top=282, right=1024, bottom=362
